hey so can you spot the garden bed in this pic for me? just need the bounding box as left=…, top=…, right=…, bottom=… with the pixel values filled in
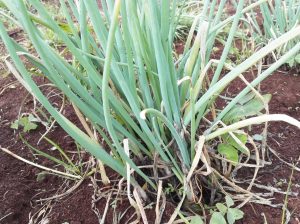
left=1, top=53, right=299, bottom=223
left=1, top=1, right=300, bottom=223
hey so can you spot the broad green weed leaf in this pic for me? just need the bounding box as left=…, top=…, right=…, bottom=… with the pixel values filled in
left=223, top=94, right=272, bottom=123
left=227, top=210, right=235, bottom=224
left=227, top=133, right=247, bottom=153
left=10, top=120, right=19, bottom=129
left=23, top=122, right=38, bottom=132
left=28, top=114, right=39, bottom=122
left=295, top=54, right=300, bottom=64
left=288, top=58, right=295, bottom=67
left=19, top=116, right=38, bottom=132
left=227, top=208, right=244, bottom=224
left=221, top=133, right=248, bottom=154
left=189, top=215, right=204, bottom=224
left=223, top=133, right=247, bottom=144
left=232, top=208, right=244, bottom=219
left=218, top=144, right=238, bottom=164
left=209, top=212, right=226, bottom=224
left=237, top=92, right=256, bottom=105
left=225, top=195, right=234, bottom=207
left=216, top=203, right=227, bottom=215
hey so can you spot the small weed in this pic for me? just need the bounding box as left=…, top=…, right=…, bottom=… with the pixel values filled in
left=11, top=114, right=39, bottom=132
left=209, top=196, right=244, bottom=224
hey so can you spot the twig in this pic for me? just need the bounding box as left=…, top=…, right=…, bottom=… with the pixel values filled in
left=281, top=167, right=295, bottom=224
left=268, top=146, right=300, bottom=172
left=166, top=192, right=186, bottom=224
left=100, top=192, right=112, bottom=224
left=35, top=178, right=84, bottom=202
left=0, top=212, right=13, bottom=222
left=38, top=94, right=65, bottom=144
left=124, top=139, right=141, bottom=224
left=72, top=103, right=110, bottom=185
left=0, top=146, right=81, bottom=179
left=133, top=189, right=148, bottom=224
left=155, top=180, right=166, bottom=224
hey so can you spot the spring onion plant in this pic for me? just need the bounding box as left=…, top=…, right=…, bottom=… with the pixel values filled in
left=1, top=0, right=300, bottom=209
left=248, top=0, right=300, bottom=66
left=174, top=0, right=203, bottom=40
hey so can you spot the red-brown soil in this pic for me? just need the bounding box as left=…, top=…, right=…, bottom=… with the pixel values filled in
left=238, top=72, right=300, bottom=224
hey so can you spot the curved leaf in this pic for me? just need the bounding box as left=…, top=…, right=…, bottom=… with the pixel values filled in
left=217, top=143, right=238, bottom=164
left=210, top=212, right=226, bottom=224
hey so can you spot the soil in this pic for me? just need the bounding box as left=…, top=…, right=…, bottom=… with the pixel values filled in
left=1, top=3, right=300, bottom=224
left=233, top=71, right=300, bottom=224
